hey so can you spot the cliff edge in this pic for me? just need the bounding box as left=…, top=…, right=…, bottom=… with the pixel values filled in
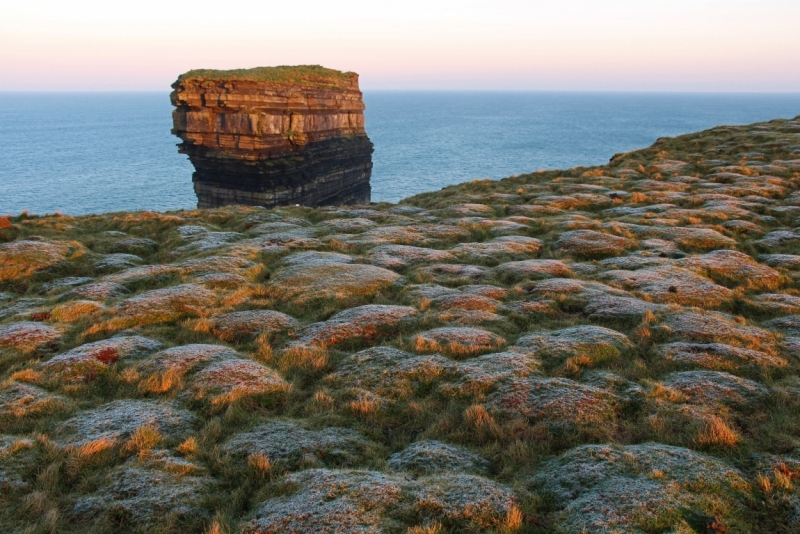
left=171, top=65, right=373, bottom=209
left=3, top=116, right=800, bottom=533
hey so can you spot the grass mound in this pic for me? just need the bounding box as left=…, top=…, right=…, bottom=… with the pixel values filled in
left=2, top=115, right=800, bottom=533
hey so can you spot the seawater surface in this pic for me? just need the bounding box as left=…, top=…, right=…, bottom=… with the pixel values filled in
left=1, top=91, right=799, bottom=215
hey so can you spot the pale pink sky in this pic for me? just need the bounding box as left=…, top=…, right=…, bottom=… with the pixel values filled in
left=2, top=0, right=799, bottom=92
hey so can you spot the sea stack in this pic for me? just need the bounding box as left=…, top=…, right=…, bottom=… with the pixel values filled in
left=170, top=65, right=373, bottom=209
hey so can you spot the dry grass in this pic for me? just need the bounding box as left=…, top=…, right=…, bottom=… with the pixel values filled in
left=211, top=386, right=266, bottom=406
left=646, top=383, right=686, bottom=403
left=22, top=489, right=49, bottom=516
left=8, top=368, right=41, bottom=383
left=124, top=425, right=162, bottom=453
left=348, top=394, right=381, bottom=417
left=255, top=333, right=274, bottom=363
left=501, top=505, right=524, bottom=533
left=773, top=469, right=793, bottom=491
left=119, top=367, right=140, bottom=383
left=756, top=473, right=774, bottom=493
left=65, top=438, right=117, bottom=477
left=191, top=318, right=214, bottom=334
left=203, top=522, right=226, bottom=534
left=313, top=389, right=334, bottom=408
left=220, top=287, right=259, bottom=308
left=50, top=300, right=103, bottom=323
left=407, top=523, right=443, bottom=534
left=412, top=334, right=505, bottom=358
left=1, top=390, right=66, bottom=419
left=3, top=116, right=800, bottom=533
left=465, top=404, right=494, bottom=427
left=695, top=416, right=741, bottom=448
left=177, top=436, right=199, bottom=456
left=757, top=466, right=795, bottom=495
left=140, top=369, right=183, bottom=394
left=278, top=346, right=328, bottom=373
left=463, top=404, right=504, bottom=440
left=564, top=355, right=593, bottom=374
left=247, top=451, right=272, bottom=479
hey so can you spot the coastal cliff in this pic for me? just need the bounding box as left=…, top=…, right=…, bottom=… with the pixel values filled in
left=3, top=116, right=800, bottom=533
left=171, top=65, right=373, bottom=208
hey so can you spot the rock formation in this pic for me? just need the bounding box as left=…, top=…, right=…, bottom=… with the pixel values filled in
left=171, top=65, right=373, bottom=208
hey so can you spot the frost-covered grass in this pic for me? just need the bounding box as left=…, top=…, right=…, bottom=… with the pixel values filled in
left=2, top=116, right=800, bottom=532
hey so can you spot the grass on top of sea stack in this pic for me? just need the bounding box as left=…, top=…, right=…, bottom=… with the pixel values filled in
left=174, top=65, right=357, bottom=89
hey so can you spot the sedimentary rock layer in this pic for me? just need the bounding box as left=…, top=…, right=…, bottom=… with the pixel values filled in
left=171, top=65, right=373, bottom=208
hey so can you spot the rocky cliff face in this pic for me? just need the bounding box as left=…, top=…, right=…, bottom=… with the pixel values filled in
left=171, top=65, right=373, bottom=209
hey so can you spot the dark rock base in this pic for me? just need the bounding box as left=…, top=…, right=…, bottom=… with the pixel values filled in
left=186, top=136, right=373, bottom=209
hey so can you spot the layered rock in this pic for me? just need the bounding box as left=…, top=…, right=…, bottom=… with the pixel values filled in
left=171, top=65, right=373, bottom=208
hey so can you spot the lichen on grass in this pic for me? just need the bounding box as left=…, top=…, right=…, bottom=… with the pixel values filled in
left=2, top=115, right=800, bottom=533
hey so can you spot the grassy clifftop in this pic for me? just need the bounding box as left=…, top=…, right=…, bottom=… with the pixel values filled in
left=1, top=115, right=800, bottom=533
left=174, top=65, right=357, bottom=89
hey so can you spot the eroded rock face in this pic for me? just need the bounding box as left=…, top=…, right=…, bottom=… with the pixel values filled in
left=171, top=65, right=373, bottom=208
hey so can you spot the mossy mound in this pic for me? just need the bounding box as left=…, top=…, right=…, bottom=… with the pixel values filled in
left=2, top=115, right=800, bottom=533
left=532, top=443, right=749, bottom=533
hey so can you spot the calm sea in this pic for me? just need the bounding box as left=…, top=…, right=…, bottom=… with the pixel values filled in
left=1, top=92, right=799, bottom=215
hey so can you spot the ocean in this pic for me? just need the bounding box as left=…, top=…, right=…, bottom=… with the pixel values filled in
left=1, top=91, right=799, bottom=216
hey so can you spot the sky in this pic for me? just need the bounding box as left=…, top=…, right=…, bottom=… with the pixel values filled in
left=1, top=0, right=799, bottom=92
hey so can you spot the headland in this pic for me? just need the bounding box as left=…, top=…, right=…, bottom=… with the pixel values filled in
left=2, top=115, right=800, bottom=533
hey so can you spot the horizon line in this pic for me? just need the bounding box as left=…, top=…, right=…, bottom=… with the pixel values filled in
left=2, top=89, right=800, bottom=95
